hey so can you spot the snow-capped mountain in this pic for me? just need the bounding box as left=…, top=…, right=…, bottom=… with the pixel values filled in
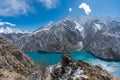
left=3, top=17, right=120, bottom=60
left=0, top=27, right=29, bottom=43
left=83, top=19, right=120, bottom=59
left=15, top=18, right=83, bottom=52
left=0, top=27, right=29, bottom=34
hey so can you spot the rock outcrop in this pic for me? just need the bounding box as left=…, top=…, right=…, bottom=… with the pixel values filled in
left=0, top=37, right=38, bottom=80
left=28, top=54, right=118, bottom=80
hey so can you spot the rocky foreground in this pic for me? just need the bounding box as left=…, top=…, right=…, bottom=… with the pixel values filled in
left=0, top=36, right=119, bottom=80
left=0, top=37, right=38, bottom=80
left=28, top=54, right=119, bottom=80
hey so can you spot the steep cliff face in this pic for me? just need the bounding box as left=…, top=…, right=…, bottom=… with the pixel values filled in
left=0, top=37, right=37, bottom=80
left=83, top=19, right=120, bottom=59
left=28, top=54, right=118, bottom=80
left=15, top=19, right=83, bottom=53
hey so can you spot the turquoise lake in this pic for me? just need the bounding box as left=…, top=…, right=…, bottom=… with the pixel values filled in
left=25, top=51, right=120, bottom=78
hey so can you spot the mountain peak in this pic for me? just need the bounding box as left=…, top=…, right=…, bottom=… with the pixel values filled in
left=0, top=27, right=29, bottom=34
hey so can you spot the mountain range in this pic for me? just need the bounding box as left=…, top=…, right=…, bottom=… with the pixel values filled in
left=1, top=16, right=120, bottom=60
left=0, top=27, right=29, bottom=43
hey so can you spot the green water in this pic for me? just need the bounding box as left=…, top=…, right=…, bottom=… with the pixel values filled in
left=25, top=51, right=62, bottom=66
left=25, top=51, right=120, bottom=78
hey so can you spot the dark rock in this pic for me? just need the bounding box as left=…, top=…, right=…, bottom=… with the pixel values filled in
left=62, top=54, right=74, bottom=66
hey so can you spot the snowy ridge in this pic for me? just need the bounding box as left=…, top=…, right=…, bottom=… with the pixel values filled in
left=32, top=23, right=53, bottom=35
left=0, top=27, right=29, bottom=34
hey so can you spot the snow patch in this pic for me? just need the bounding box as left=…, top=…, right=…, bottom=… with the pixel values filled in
left=95, top=23, right=103, bottom=30
left=72, top=67, right=88, bottom=80
left=77, top=42, right=83, bottom=51
left=47, top=66, right=53, bottom=73
left=75, top=22, right=84, bottom=32
left=75, top=22, right=85, bottom=38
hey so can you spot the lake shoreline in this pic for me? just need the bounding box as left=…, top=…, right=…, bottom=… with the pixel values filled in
left=25, top=50, right=120, bottom=62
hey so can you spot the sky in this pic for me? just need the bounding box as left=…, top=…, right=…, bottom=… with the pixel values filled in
left=0, top=0, right=120, bottom=31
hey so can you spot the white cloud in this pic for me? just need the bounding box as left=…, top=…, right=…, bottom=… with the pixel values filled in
left=69, top=8, right=72, bottom=12
left=0, top=21, right=16, bottom=26
left=38, top=0, right=59, bottom=9
left=79, top=3, right=91, bottom=15
left=0, top=0, right=31, bottom=16
left=0, top=0, right=60, bottom=16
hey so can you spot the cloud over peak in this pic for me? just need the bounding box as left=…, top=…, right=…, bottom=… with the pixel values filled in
left=79, top=3, right=91, bottom=15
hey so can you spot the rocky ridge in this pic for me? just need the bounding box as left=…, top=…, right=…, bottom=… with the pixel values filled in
left=0, top=37, right=38, bottom=80
left=28, top=54, right=118, bottom=80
